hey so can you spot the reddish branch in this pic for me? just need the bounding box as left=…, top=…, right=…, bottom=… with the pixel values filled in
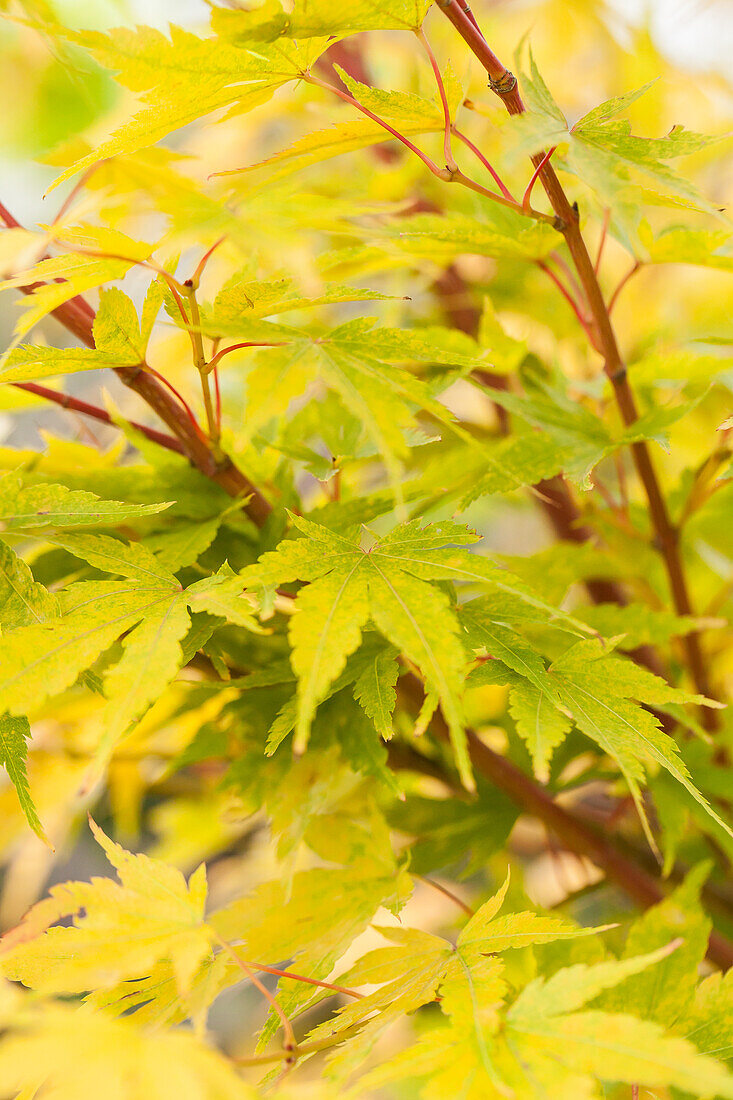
left=0, top=202, right=271, bottom=524
left=435, top=0, right=716, bottom=710
left=11, top=381, right=185, bottom=453
left=398, top=673, right=733, bottom=971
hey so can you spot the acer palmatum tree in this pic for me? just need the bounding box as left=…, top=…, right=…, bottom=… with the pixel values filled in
left=0, top=1, right=731, bottom=1097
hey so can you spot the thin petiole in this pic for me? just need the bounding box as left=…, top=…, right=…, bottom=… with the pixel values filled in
left=184, top=280, right=221, bottom=451
left=142, top=364, right=202, bottom=432
left=451, top=126, right=515, bottom=200
left=215, top=935, right=296, bottom=1052
left=595, top=207, right=611, bottom=274
left=522, top=146, right=556, bottom=212
left=304, top=70, right=444, bottom=176
left=537, top=259, right=600, bottom=351
left=208, top=340, right=288, bottom=372
left=415, top=27, right=456, bottom=171
left=608, top=260, right=642, bottom=314
left=190, top=236, right=226, bottom=286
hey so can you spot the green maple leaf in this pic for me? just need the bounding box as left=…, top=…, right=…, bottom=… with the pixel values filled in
left=508, top=49, right=721, bottom=225
left=352, top=642, right=400, bottom=739
left=210, top=862, right=411, bottom=1047
left=0, top=539, right=58, bottom=628
left=0, top=227, right=153, bottom=338
left=0, top=715, right=48, bottom=844
left=0, top=474, right=170, bottom=531
left=242, top=516, right=580, bottom=784
left=549, top=638, right=731, bottom=847
left=316, top=873, right=612, bottom=1086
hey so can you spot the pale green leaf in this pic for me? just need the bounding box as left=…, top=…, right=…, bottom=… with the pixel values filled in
left=352, top=644, right=399, bottom=740
left=0, top=540, right=58, bottom=628
left=0, top=579, right=180, bottom=715
left=0, top=714, right=48, bottom=844
left=42, top=532, right=178, bottom=585
left=97, top=595, right=191, bottom=762
left=289, top=561, right=371, bottom=753
left=0, top=475, right=170, bottom=530
left=1, top=819, right=211, bottom=997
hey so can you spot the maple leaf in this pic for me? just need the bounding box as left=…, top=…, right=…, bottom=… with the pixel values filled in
left=0, top=715, right=48, bottom=844
left=0, top=982, right=256, bottom=1100
left=242, top=516, right=578, bottom=783
left=0, top=474, right=170, bottom=531
left=507, top=48, right=722, bottom=230
left=47, top=26, right=330, bottom=191
left=0, top=819, right=213, bottom=997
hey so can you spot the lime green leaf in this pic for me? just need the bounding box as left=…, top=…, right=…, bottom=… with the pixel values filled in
left=97, top=595, right=191, bottom=763
left=1, top=819, right=212, bottom=997
left=0, top=475, right=170, bottom=530
left=578, top=602, right=708, bottom=649
left=287, top=0, right=431, bottom=36
left=143, top=518, right=221, bottom=573
left=508, top=1010, right=733, bottom=1098
left=185, top=568, right=263, bottom=630
left=210, top=863, right=410, bottom=1045
left=42, top=532, right=178, bottom=585
left=0, top=714, right=48, bottom=844
left=549, top=639, right=733, bottom=843
left=211, top=1, right=289, bottom=42
left=0, top=579, right=181, bottom=716
left=509, top=942, right=680, bottom=1021
left=520, top=45, right=566, bottom=123
left=508, top=681, right=573, bottom=782
left=0, top=345, right=131, bottom=383
left=289, top=561, right=371, bottom=754
left=353, top=644, right=399, bottom=739
left=92, top=287, right=146, bottom=362
left=0, top=540, right=58, bottom=628
left=204, top=274, right=393, bottom=332
left=639, top=222, right=733, bottom=271
left=222, top=117, right=444, bottom=184
left=335, top=66, right=447, bottom=122
left=387, top=781, right=517, bottom=876
left=673, top=968, right=733, bottom=1066
left=0, top=997, right=257, bottom=1100
left=48, top=28, right=330, bottom=190
left=386, top=210, right=559, bottom=262
left=595, top=866, right=711, bottom=1026
left=573, top=79, right=658, bottom=127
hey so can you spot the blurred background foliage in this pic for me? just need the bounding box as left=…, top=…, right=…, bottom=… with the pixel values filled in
left=0, top=0, right=731, bottom=1072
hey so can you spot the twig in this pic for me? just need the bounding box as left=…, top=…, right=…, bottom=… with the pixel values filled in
left=523, top=146, right=556, bottom=212
left=0, top=200, right=272, bottom=523
left=9, top=382, right=185, bottom=454
left=608, top=260, right=642, bottom=315
left=415, top=27, right=456, bottom=171
left=397, top=672, right=733, bottom=971
left=595, top=207, right=611, bottom=274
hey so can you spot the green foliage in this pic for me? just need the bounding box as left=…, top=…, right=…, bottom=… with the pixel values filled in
left=0, top=0, right=731, bottom=1097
